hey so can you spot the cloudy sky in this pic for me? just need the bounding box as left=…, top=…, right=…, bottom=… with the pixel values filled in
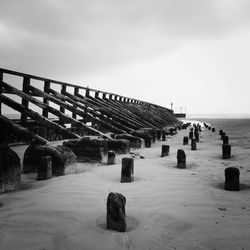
left=1, top=0, right=250, bottom=116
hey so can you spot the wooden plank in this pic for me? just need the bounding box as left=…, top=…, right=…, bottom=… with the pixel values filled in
left=0, top=114, right=48, bottom=145
left=42, top=80, right=50, bottom=117
left=0, top=94, right=80, bottom=139
left=21, top=76, right=30, bottom=123
left=0, top=69, right=3, bottom=115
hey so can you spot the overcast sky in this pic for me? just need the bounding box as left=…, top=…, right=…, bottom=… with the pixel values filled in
left=1, top=0, right=250, bottom=116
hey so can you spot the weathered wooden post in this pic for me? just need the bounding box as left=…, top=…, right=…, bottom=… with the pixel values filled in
left=222, top=144, right=231, bottom=159
left=191, top=139, right=197, bottom=150
left=189, top=131, right=193, bottom=140
left=161, top=145, right=170, bottom=157
left=223, top=135, right=229, bottom=145
left=219, top=130, right=223, bottom=135
left=224, top=167, right=240, bottom=191
left=157, top=130, right=162, bottom=140
left=194, top=131, right=199, bottom=142
left=37, top=156, right=52, bottom=181
left=42, top=80, right=50, bottom=118
left=212, top=128, right=215, bottom=132
left=106, top=192, right=126, bottom=232
left=121, top=158, right=134, bottom=183
left=145, top=137, right=151, bottom=148
left=21, top=76, right=30, bottom=123
left=177, top=149, right=186, bottom=169
left=221, top=132, right=226, bottom=140
left=72, top=87, right=79, bottom=119
left=162, top=130, right=166, bottom=141
left=107, top=151, right=116, bottom=165
left=183, top=136, right=189, bottom=145
left=0, top=69, right=3, bottom=115
left=85, top=87, right=90, bottom=97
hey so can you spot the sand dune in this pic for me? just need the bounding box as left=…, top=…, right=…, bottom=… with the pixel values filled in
left=1, top=129, right=250, bottom=250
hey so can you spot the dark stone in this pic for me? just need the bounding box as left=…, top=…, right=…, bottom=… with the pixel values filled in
left=106, top=192, right=126, bottom=232
left=131, top=130, right=152, bottom=148
left=0, top=145, right=21, bottom=193
left=37, top=156, right=52, bottom=181
left=161, top=145, right=170, bottom=157
left=223, top=136, right=229, bottom=145
left=224, top=167, right=240, bottom=191
left=222, top=144, right=231, bottom=159
left=23, top=141, right=65, bottom=176
left=177, top=149, right=186, bottom=169
left=191, top=139, right=197, bottom=150
left=64, top=136, right=106, bottom=162
left=116, top=134, right=142, bottom=148
left=106, top=139, right=130, bottom=154
left=189, top=131, right=193, bottom=140
left=121, top=158, right=134, bottom=183
left=212, top=128, right=215, bottom=132
left=107, top=151, right=116, bottom=165
left=183, top=136, right=189, bottom=145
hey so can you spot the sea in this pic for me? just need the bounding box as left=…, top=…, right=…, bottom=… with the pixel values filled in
left=186, top=116, right=250, bottom=150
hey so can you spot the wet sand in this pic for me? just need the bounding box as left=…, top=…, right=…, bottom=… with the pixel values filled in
left=1, top=128, right=250, bottom=250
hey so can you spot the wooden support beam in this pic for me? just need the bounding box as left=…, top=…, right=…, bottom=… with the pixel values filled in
left=95, top=91, right=99, bottom=98
left=72, top=87, right=79, bottom=119
left=21, top=76, right=30, bottom=123
left=0, top=69, right=3, bottom=115
left=0, top=114, right=48, bottom=145
left=0, top=94, right=79, bottom=140
left=1, top=81, right=111, bottom=139
left=42, top=80, right=50, bottom=118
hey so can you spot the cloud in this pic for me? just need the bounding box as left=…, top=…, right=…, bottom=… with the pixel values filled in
left=1, top=0, right=250, bottom=78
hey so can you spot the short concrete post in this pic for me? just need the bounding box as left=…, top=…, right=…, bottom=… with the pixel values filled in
left=121, top=158, right=134, bottom=183
left=212, top=128, right=215, bottom=132
left=224, top=167, right=240, bottom=191
left=189, top=131, right=193, bottom=140
left=106, top=192, right=126, bottom=232
left=183, top=136, right=189, bottom=145
left=37, top=156, right=52, bottom=181
left=223, top=135, right=229, bottom=145
left=107, top=151, right=116, bottom=165
left=222, top=144, right=231, bottom=159
left=191, top=139, right=197, bottom=150
left=177, top=149, right=186, bottom=169
left=161, top=145, right=170, bottom=157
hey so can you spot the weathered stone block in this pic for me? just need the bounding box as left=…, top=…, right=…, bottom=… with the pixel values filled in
left=177, top=149, right=186, bottom=169
left=0, top=145, right=21, bottom=193
left=224, top=167, right=240, bottom=191
left=106, top=139, right=130, bottom=154
left=37, top=156, right=52, bottom=181
left=64, top=136, right=106, bottom=162
left=116, top=134, right=142, bottom=148
left=106, top=192, right=126, bottom=232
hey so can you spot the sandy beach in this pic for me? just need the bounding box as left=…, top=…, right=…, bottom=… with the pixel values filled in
left=1, top=127, right=250, bottom=250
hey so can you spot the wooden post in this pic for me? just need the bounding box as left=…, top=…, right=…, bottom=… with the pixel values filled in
left=85, top=88, right=90, bottom=97
left=21, top=76, right=30, bottom=123
left=222, top=144, right=231, bottom=159
left=177, top=149, right=186, bottom=169
left=121, top=158, right=134, bottom=183
left=95, top=91, right=99, bottom=98
left=109, top=94, right=113, bottom=100
left=107, top=151, right=116, bottom=165
left=102, top=93, right=106, bottom=99
left=161, top=145, right=170, bottom=157
left=224, top=167, right=240, bottom=191
left=183, top=136, right=189, bottom=145
left=42, top=80, right=50, bottom=118
left=72, top=87, right=79, bottom=119
left=0, top=70, right=3, bottom=115
left=60, top=85, right=66, bottom=114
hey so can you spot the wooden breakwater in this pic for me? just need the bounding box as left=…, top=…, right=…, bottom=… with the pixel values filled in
left=0, top=68, right=178, bottom=144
